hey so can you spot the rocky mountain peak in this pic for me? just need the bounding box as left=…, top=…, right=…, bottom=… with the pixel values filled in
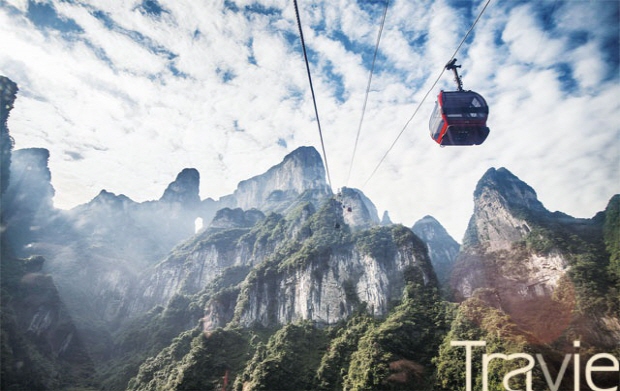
left=282, top=145, right=323, bottom=167
left=381, top=210, right=392, bottom=225
left=451, top=170, right=620, bottom=347
left=338, top=187, right=380, bottom=229
left=219, top=146, right=331, bottom=213
left=412, top=215, right=459, bottom=291
left=464, top=167, right=548, bottom=250
left=412, top=215, right=450, bottom=241
left=475, top=167, right=547, bottom=215
left=160, top=168, right=200, bottom=206
left=90, top=189, right=135, bottom=207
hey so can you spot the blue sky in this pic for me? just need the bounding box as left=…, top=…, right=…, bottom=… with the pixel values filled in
left=1, top=0, right=618, bottom=240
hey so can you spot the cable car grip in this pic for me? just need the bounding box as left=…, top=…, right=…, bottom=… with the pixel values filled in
left=445, top=58, right=464, bottom=92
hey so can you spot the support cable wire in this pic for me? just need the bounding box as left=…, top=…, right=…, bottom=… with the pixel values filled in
left=362, top=0, right=492, bottom=189
left=346, top=0, right=390, bottom=186
left=293, top=0, right=333, bottom=190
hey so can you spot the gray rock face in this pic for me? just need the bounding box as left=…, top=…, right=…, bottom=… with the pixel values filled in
left=235, top=237, right=430, bottom=328
left=463, top=167, right=546, bottom=251
left=338, top=187, right=381, bottom=230
left=450, top=167, right=619, bottom=344
left=2, top=259, right=96, bottom=388
left=160, top=168, right=200, bottom=206
left=219, top=146, right=331, bottom=214
left=453, top=168, right=567, bottom=300
left=134, top=195, right=434, bottom=330
left=412, top=215, right=459, bottom=291
left=127, top=171, right=397, bottom=329
left=132, top=210, right=266, bottom=313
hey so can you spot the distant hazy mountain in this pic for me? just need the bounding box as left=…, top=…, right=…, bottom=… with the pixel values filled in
left=412, top=215, right=459, bottom=293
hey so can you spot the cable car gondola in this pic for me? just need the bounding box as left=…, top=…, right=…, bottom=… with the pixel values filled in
left=429, top=59, right=489, bottom=146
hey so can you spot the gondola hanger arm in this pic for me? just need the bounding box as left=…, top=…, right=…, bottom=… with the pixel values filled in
left=446, top=58, right=464, bottom=91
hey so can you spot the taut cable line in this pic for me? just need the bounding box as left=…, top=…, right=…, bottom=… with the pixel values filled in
left=346, top=0, right=390, bottom=186
left=362, top=0, right=492, bottom=188
left=293, top=0, right=333, bottom=190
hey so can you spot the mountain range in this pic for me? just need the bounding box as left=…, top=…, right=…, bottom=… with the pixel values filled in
left=1, top=75, right=618, bottom=391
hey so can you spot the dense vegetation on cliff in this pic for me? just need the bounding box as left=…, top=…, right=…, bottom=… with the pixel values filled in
left=125, top=257, right=448, bottom=391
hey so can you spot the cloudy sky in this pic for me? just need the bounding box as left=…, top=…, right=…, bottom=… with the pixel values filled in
left=1, top=0, right=618, bottom=240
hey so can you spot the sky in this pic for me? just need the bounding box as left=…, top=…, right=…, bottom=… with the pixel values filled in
left=1, top=0, right=618, bottom=241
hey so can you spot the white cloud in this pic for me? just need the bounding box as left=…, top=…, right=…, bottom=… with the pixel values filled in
left=569, top=41, right=608, bottom=90
left=0, top=0, right=618, bottom=240
left=502, top=4, right=564, bottom=66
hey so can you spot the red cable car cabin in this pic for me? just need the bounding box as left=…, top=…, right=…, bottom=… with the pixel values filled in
left=429, top=90, right=489, bottom=146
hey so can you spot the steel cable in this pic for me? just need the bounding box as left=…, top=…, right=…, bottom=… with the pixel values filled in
left=346, top=0, right=390, bottom=186
left=362, top=0, right=492, bottom=188
left=293, top=0, right=333, bottom=189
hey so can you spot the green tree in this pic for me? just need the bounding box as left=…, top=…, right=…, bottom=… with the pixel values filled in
left=237, top=322, right=328, bottom=391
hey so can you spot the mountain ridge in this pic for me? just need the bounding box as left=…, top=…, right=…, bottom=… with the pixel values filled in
left=452, top=166, right=619, bottom=349
left=1, top=76, right=617, bottom=390
left=3, top=139, right=618, bottom=390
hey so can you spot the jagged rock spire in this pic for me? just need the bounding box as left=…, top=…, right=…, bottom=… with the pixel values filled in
left=219, top=146, right=331, bottom=213
left=463, top=167, right=548, bottom=251
left=160, top=168, right=200, bottom=205
left=474, top=167, right=547, bottom=215
left=381, top=211, right=392, bottom=225
left=412, top=215, right=459, bottom=291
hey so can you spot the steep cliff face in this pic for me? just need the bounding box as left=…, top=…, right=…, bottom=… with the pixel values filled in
left=133, top=192, right=435, bottom=331
left=131, top=208, right=266, bottom=314
left=462, top=167, right=547, bottom=251
left=124, top=192, right=444, bottom=390
left=452, top=167, right=619, bottom=346
left=454, top=168, right=562, bottom=300
left=0, top=253, right=97, bottom=390
left=219, top=146, right=332, bottom=213
left=231, top=199, right=435, bottom=328
left=412, top=215, right=459, bottom=291
left=338, top=186, right=381, bottom=229
left=235, top=228, right=431, bottom=328
left=1, top=78, right=95, bottom=390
